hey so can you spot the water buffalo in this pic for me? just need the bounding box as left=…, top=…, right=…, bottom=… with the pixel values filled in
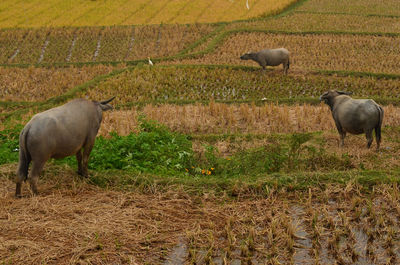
left=240, top=48, right=290, bottom=74
left=15, top=97, right=115, bottom=197
left=320, top=90, right=383, bottom=150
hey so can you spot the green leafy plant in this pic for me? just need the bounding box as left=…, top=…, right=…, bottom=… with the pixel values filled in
left=0, top=125, right=22, bottom=165
left=68, top=116, right=194, bottom=175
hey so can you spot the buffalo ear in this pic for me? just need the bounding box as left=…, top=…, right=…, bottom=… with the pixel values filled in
left=100, top=104, right=113, bottom=111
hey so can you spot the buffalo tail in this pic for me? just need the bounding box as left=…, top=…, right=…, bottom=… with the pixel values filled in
left=16, top=125, right=31, bottom=183
left=375, top=105, right=384, bottom=146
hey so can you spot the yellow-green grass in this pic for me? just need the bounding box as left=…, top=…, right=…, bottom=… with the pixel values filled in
left=297, top=0, right=400, bottom=16
left=0, top=65, right=118, bottom=102
left=0, top=0, right=297, bottom=28
left=227, top=12, right=400, bottom=33
left=172, top=32, right=400, bottom=75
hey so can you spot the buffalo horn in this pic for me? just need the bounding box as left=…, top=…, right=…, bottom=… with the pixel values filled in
left=100, top=96, right=116, bottom=105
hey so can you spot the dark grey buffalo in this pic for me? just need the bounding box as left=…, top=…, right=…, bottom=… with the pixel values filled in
left=320, top=90, right=383, bottom=150
left=16, top=97, right=115, bottom=197
left=240, top=48, right=290, bottom=74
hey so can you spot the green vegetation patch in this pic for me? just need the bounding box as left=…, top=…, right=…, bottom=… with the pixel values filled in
left=2, top=118, right=400, bottom=195
left=0, top=119, right=352, bottom=179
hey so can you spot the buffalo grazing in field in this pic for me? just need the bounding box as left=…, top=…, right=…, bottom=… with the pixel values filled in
left=240, top=48, right=290, bottom=74
left=15, top=97, right=115, bottom=197
left=320, top=90, right=383, bottom=150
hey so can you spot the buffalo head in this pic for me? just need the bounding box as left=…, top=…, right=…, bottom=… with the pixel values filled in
left=320, top=90, right=352, bottom=104
left=240, top=51, right=253, bottom=60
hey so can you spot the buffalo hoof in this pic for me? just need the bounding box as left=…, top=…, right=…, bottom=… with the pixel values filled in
left=15, top=194, right=22, bottom=199
left=77, top=170, right=89, bottom=178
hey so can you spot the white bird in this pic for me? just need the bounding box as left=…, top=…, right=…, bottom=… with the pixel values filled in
left=148, top=57, right=153, bottom=66
left=246, top=0, right=250, bottom=9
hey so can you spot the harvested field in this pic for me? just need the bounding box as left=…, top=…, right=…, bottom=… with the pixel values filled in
left=4, top=103, right=398, bottom=137
left=0, top=65, right=120, bottom=102
left=98, top=103, right=400, bottom=136
left=0, top=24, right=215, bottom=64
left=1, top=168, right=400, bottom=264
left=173, top=33, right=400, bottom=74
left=124, top=24, right=214, bottom=61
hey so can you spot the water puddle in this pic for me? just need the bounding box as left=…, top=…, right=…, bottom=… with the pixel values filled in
left=351, top=227, right=371, bottom=264
left=66, top=35, right=77, bottom=62
left=38, top=38, right=50, bottom=63
left=163, top=240, right=187, bottom=265
left=163, top=203, right=400, bottom=264
left=124, top=26, right=135, bottom=60
left=9, top=48, right=19, bottom=62
left=290, top=205, right=314, bottom=264
left=93, top=36, right=102, bottom=61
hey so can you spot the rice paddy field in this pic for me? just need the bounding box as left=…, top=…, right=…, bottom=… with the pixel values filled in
left=0, top=0, right=297, bottom=28
left=1, top=0, right=400, bottom=264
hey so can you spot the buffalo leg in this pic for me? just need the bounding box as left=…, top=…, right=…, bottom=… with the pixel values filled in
left=16, top=168, right=27, bottom=198
left=283, top=61, right=289, bottom=75
left=81, top=141, right=95, bottom=177
left=16, top=150, right=31, bottom=198
left=28, top=160, right=45, bottom=195
left=334, top=120, right=346, bottom=147
left=375, top=126, right=381, bottom=150
left=76, top=149, right=83, bottom=176
left=339, top=132, right=346, bottom=147
left=15, top=183, right=22, bottom=198
left=366, top=130, right=373, bottom=149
